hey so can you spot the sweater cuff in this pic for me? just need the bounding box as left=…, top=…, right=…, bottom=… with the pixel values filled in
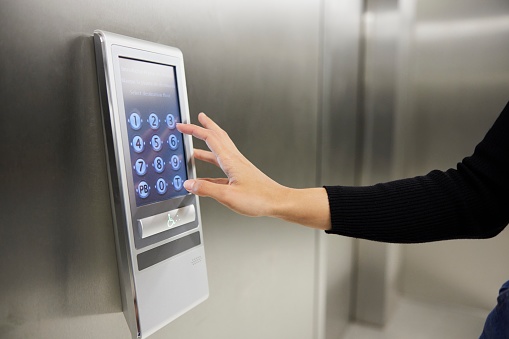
left=323, top=185, right=354, bottom=236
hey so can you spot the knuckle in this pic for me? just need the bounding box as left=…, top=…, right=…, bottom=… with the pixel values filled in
left=220, top=129, right=229, bottom=138
left=193, top=180, right=203, bottom=193
left=205, top=129, right=217, bottom=140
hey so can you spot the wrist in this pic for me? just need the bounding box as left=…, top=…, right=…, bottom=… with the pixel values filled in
left=269, top=186, right=331, bottom=231
left=265, top=184, right=293, bottom=218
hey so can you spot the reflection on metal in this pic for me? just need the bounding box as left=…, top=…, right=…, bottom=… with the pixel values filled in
left=416, top=15, right=509, bottom=40
left=354, top=0, right=509, bottom=327
left=2, top=0, right=508, bottom=337
left=354, top=0, right=401, bottom=326
left=396, top=0, right=509, bottom=311
left=0, top=1, right=324, bottom=338
left=319, top=1, right=363, bottom=337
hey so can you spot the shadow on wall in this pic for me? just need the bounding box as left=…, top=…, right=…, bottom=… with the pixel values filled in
left=55, top=34, right=122, bottom=316
left=0, top=35, right=122, bottom=334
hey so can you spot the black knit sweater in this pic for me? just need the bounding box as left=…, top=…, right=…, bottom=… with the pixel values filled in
left=325, top=102, right=509, bottom=243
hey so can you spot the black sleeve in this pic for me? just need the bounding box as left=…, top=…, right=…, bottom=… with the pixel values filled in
left=325, top=101, right=509, bottom=243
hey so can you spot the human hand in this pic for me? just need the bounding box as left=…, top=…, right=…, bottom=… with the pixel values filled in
left=176, top=113, right=288, bottom=218
left=177, top=113, right=331, bottom=230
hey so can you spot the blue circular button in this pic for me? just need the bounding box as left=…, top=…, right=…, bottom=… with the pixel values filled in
left=156, top=178, right=167, bottom=195
left=173, top=175, right=183, bottom=191
left=166, top=114, right=176, bottom=129
left=134, top=159, right=147, bottom=176
left=148, top=113, right=160, bottom=130
left=170, top=154, right=181, bottom=170
left=168, top=134, right=178, bottom=150
left=132, top=136, right=144, bottom=153
left=151, top=135, right=162, bottom=151
left=137, top=181, right=150, bottom=198
left=153, top=156, right=165, bottom=173
left=129, top=112, right=142, bottom=130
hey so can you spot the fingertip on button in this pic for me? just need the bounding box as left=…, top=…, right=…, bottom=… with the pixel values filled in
left=183, top=179, right=195, bottom=192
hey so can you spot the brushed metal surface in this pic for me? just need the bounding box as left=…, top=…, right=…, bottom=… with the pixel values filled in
left=353, top=0, right=509, bottom=326
left=352, top=0, right=403, bottom=327
left=138, top=205, right=196, bottom=239
left=0, top=1, right=323, bottom=338
left=397, top=0, right=509, bottom=311
left=319, top=0, right=363, bottom=338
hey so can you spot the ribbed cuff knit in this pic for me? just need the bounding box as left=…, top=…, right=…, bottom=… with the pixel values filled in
left=323, top=101, right=509, bottom=243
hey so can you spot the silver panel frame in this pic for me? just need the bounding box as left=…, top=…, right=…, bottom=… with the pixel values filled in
left=93, top=30, right=208, bottom=339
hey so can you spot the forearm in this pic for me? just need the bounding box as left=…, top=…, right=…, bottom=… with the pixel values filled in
left=177, top=103, right=509, bottom=240
left=325, top=167, right=508, bottom=243
left=271, top=187, right=331, bottom=231
left=326, top=102, right=509, bottom=243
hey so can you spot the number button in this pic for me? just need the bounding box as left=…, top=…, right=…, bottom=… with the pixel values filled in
left=134, top=159, right=147, bottom=176
left=172, top=175, right=183, bottom=191
left=170, top=155, right=181, bottom=170
left=129, top=112, right=142, bottom=130
left=137, top=181, right=150, bottom=198
left=166, top=114, right=176, bottom=129
left=151, top=135, right=162, bottom=151
left=168, top=134, right=178, bottom=150
left=153, top=156, right=165, bottom=173
left=132, top=136, right=144, bottom=153
left=156, top=178, right=167, bottom=194
left=149, top=113, right=160, bottom=130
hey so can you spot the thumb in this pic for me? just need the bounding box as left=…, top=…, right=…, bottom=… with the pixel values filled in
left=184, top=179, right=226, bottom=199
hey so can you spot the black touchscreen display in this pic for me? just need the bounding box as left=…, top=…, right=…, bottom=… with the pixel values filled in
left=119, top=57, right=188, bottom=207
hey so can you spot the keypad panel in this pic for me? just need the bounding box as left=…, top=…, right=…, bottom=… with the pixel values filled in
left=119, top=57, right=188, bottom=206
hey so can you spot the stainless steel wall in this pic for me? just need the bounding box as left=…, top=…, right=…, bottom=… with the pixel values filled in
left=0, top=0, right=357, bottom=338
left=319, top=1, right=363, bottom=337
left=348, top=0, right=509, bottom=326
left=395, top=0, right=509, bottom=310
left=353, top=0, right=402, bottom=326
left=7, top=0, right=504, bottom=336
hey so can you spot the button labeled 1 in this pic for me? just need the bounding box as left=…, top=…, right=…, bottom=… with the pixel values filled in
left=129, top=112, right=142, bottom=130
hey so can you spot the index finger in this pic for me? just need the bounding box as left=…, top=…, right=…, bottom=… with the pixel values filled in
left=176, top=122, right=202, bottom=137
left=197, top=113, right=223, bottom=132
left=176, top=122, right=225, bottom=156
